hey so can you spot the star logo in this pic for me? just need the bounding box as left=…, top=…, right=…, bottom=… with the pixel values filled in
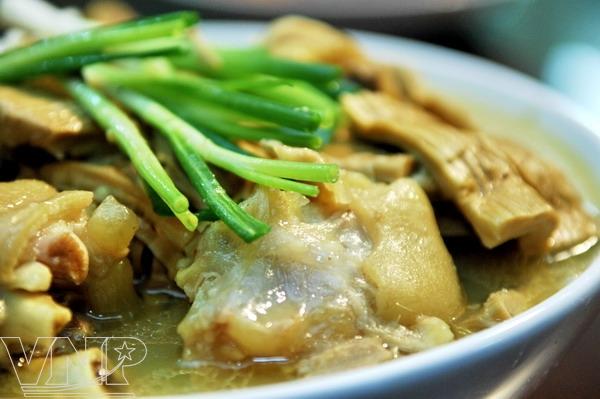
left=114, top=341, right=136, bottom=362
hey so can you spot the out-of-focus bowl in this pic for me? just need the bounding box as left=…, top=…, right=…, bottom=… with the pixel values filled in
left=151, top=21, right=600, bottom=399
left=163, top=0, right=514, bottom=19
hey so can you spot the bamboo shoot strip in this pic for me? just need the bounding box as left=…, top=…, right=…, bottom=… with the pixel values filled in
left=63, top=79, right=197, bottom=231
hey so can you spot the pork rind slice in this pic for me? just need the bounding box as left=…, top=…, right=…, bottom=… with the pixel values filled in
left=0, top=288, right=72, bottom=352
left=41, top=162, right=193, bottom=278
left=0, top=179, right=93, bottom=288
left=343, top=91, right=560, bottom=254
left=176, top=172, right=463, bottom=364
left=347, top=176, right=465, bottom=324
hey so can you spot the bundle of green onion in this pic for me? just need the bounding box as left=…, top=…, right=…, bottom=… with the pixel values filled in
left=0, top=11, right=347, bottom=242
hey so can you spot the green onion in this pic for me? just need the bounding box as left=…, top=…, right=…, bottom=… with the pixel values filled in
left=83, top=63, right=322, bottom=131
left=134, top=85, right=323, bottom=149
left=239, top=78, right=340, bottom=129
left=173, top=46, right=342, bottom=83
left=63, top=79, right=197, bottom=231
left=109, top=88, right=338, bottom=190
left=196, top=209, right=219, bottom=222
left=167, top=132, right=271, bottom=242
left=0, top=11, right=198, bottom=81
left=4, top=38, right=188, bottom=79
left=318, top=78, right=363, bottom=99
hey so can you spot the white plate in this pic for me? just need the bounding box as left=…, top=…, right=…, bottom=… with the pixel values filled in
left=151, top=21, right=600, bottom=399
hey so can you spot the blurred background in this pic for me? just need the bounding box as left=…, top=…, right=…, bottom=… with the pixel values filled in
left=2, top=0, right=599, bottom=397
left=41, top=0, right=600, bottom=115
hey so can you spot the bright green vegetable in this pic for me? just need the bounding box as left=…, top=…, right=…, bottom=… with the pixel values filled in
left=4, top=38, right=188, bottom=79
left=0, top=10, right=346, bottom=240
left=238, top=78, right=340, bottom=129
left=130, top=85, right=323, bottom=149
left=63, top=79, right=198, bottom=231
left=110, top=88, right=338, bottom=188
left=84, top=63, right=322, bottom=131
left=172, top=46, right=342, bottom=83
left=0, top=11, right=198, bottom=81
left=167, top=131, right=271, bottom=242
left=110, top=88, right=338, bottom=240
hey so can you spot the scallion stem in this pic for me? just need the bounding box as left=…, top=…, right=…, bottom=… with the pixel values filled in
left=84, top=63, right=322, bottom=131
left=0, top=11, right=198, bottom=81
left=63, top=79, right=197, bottom=231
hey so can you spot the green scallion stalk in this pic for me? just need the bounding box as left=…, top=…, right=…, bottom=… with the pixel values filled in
left=173, top=46, right=342, bottom=83
left=63, top=79, right=197, bottom=231
left=83, top=63, right=322, bottom=131
left=5, top=38, right=188, bottom=79
left=109, top=88, right=338, bottom=190
left=167, top=133, right=271, bottom=242
left=141, top=88, right=323, bottom=149
left=0, top=11, right=198, bottom=81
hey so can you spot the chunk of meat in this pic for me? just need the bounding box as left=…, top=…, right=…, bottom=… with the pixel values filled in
left=374, top=66, right=475, bottom=130
left=177, top=172, right=462, bottom=364
left=0, top=86, right=96, bottom=152
left=343, top=91, right=558, bottom=253
left=0, top=288, right=72, bottom=350
left=0, top=179, right=141, bottom=296
left=0, top=180, right=93, bottom=285
left=33, top=223, right=89, bottom=286
left=265, top=16, right=364, bottom=69
left=0, top=179, right=56, bottom=214
left=10, top=261, right=52, bottom=292
left=499, top=139, right=598, bottom=254
left=41, top=162, right=192, bottom=277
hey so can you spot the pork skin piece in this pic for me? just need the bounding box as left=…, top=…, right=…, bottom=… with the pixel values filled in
left=176, top=172, right=463, bottom=363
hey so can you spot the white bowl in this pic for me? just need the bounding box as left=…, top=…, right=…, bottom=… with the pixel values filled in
left=166, top=0, right=513, bottom=19
left=155, top=21, right=600, bottom=399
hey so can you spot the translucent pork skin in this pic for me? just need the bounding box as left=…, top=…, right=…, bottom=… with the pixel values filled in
left=176, top=172, right=464, bottom=364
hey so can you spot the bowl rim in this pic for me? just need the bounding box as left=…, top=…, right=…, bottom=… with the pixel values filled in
left=164, top=0, right=515, bottom=19
left=146, top=21, right=600, bottom=399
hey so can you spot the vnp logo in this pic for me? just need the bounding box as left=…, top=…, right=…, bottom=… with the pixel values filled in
left=1, top=336, right=147, bottom=398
